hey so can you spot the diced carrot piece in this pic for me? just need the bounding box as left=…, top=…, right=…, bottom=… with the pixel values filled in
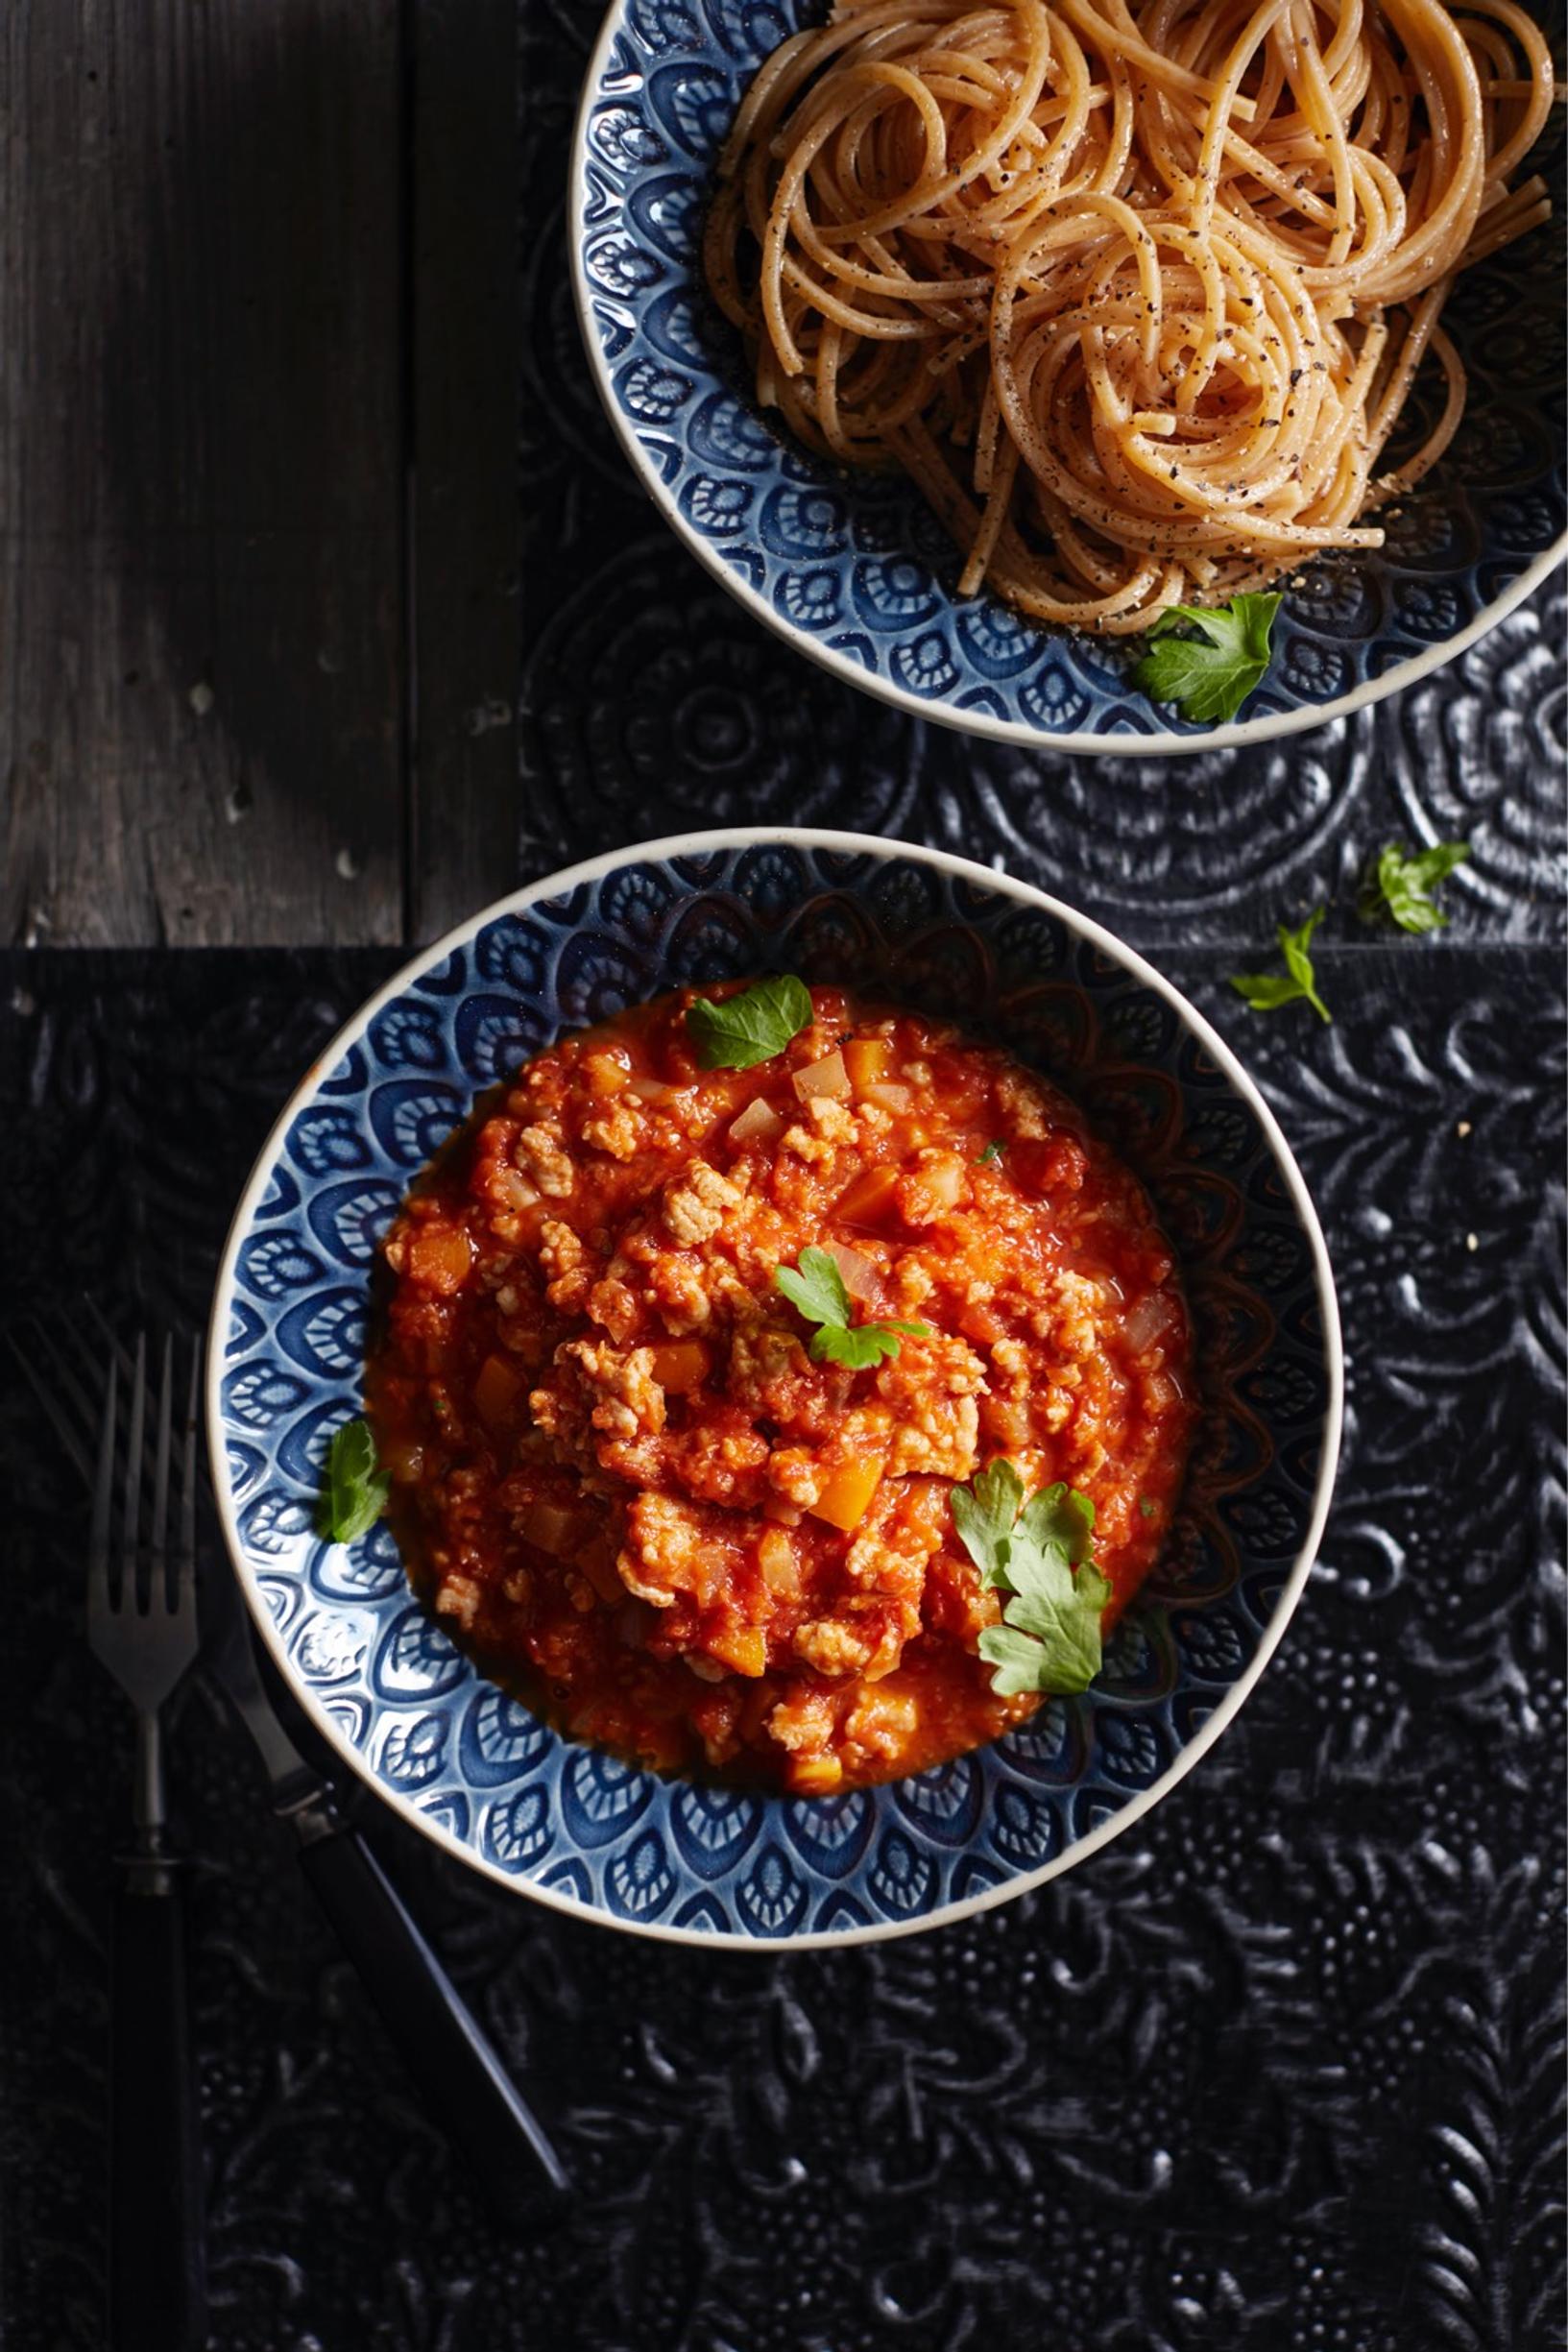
left=472, top=1352, right=522, bottom=1428
left=706, top=1625, right=767, bottom=1677
left=835, top=1165, right=901, bottom=1228
left=583, top=1052, right=630, bottom=1097
left=844, top=1037, right=889, bottom=1093
left=408, top=1224, right=474, bottom=1295
left=647, top=1338, right=712, bottom=1394
left=808, top=1457, right=882, bottom=1532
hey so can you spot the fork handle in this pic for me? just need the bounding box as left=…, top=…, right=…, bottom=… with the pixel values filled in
left=110, top=1854, right=205, bottom=2352
left=296, top=1817, right=569, bottom=2215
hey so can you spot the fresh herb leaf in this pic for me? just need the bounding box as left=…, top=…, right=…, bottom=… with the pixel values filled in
left=814, top=1321, right=931, bottom=1370
left=1016, top=1479, right=1095, bottom=1564
left=1230, top=906, right=1332, bottom=1024
left=952, top=1458, right=1109, bottom=1696
left=318, top=1418, right=390, bottom=1545
left=1361, top=841, right=1469, bottom=934
left=1130, top=593, right=1282, bottom=723
left=687, top=974, right=813, bottom=1070
left=976, top=1139, right=1005, bottom=1166
left=982, top=1559, right=1112, bottom=1694
left=1138, top=1495, right=1156, bottom=1520
left=773, top=1247, right=930, bottom=1369
left=950, top=1457, right=1026, bottom=1588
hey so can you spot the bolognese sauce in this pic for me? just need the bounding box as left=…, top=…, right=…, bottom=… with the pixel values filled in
left=367, top=982, right=1197, bottom=1795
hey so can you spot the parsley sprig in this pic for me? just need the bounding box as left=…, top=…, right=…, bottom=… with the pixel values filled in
left=1230, top=906, right=1332, bottom=1024
left=773, top=1248, right=930, bottom=1370
left=1361, top=841, right=1469, bottom=934
left=687, top=974, right=813, bottom=1069
left=318, top=1418, right=390, bottom=1545
left=952, top=1459, right=1111, bottom=1697
left=1130, top=593, right=1281, bottom=724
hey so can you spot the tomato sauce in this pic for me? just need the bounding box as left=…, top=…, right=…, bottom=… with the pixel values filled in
left=367, top=983, right=1197, bottom=1794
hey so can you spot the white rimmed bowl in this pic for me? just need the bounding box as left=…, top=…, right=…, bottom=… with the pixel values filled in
left=208, top=829, right=1343, bottom=1948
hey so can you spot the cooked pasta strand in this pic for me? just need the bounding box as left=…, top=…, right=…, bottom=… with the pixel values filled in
left=709, top=0, right=1556, bottom=632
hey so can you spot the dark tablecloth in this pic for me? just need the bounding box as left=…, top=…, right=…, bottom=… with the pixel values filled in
left=3, top=0, right=1563, bottom=2333
left=5, top=911, right=1562, bottom=2348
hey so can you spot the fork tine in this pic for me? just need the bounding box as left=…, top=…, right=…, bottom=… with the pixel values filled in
left=89, top=1352, right=117, bottom=1625
left=6, top=1327, right=96, bottom=1484
left=84, top=1296, right=138, bottom=1387
left=151, top=1333, right=174, bottom=1608
left=84, top=1298, right=204, bottom=1503
left=178, top=1338, right=202, bottom=1614
left=122, top=1333, right=147, bottom=1612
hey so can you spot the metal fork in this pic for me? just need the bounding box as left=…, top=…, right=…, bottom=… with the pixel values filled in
left=88, top=1332, right=206, bottom=2352
left=14, top=1304, right=567, bottom=2225
left=91, top=1334, right=203, bottom=1842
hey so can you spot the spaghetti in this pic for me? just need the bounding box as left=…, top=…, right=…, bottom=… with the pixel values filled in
left=704, top=0, right=1556, bottom=633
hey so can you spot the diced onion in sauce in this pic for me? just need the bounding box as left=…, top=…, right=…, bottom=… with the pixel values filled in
left=1123, top=1291, right=1177, bottom=1352
left=628, top=1075, right=672, bottom=1103
left=521, top=1499, right=582, bottom=1557
left=863, top=1081, right=914, bottom=1114
left=822, top=1241, right=878, bottom=1301
left=792, top=1049, right=850, bottom=1103
left=729, top=1096, right=784, bottom=1146
left=758, top=1528, right=802, bottom=1599
left=919, top=1155, right=966, bottom=1210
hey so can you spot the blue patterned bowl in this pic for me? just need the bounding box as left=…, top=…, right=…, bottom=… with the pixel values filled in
left=569, top=0, right=1566, bottom=755
left=208, top=831, right=1343, bottom=1946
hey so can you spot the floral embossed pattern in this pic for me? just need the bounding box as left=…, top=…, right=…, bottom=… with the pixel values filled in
left=210, top=837, right=1339, bottom=1944
left=569, top=0, right=1566, bottom=751
left=3, top=937, right=1561, bottom=2345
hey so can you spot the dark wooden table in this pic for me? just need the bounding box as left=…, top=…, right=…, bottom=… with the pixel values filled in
left=5, top=6, right=1565, bottom=2349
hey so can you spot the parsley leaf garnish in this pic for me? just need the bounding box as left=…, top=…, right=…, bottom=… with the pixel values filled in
left=773, top=1247, right=930, bottom=1370
left=1361, top=841, right=1469, bottom=934
left=318, top=1418, right=390, bottom=1545
left=976, top=1139, right=1005, bottom=1166
left=1130, top=593, right=1282, bottom=724
left=1230, top=907, right=1332, bottom=1024
left=951, top=1459, right=1110, bottom=1697
left=687, top=974, right=813, bottom=1070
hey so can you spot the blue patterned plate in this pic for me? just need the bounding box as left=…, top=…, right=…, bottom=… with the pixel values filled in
left=208, top=832, right=1343, bottom=1946
left=569, top=0, right=1566, bottom=755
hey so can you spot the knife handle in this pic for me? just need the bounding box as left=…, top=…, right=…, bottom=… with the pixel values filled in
left=295, top=1814, right=568, bottom=2216
left=109, top=1854, right=206, bottom=2352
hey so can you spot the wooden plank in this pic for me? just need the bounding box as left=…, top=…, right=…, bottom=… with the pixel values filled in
left=406, top=0, right=523, bottom=941
left=0, top=0, right=406, bottom=946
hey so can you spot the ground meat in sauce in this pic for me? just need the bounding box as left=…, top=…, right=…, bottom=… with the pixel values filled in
left=367, top=983, right=1199, bottom=1795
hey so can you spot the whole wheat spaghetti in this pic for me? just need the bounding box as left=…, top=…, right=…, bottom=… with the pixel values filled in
left=705, top=0, right=1556, bottom=633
